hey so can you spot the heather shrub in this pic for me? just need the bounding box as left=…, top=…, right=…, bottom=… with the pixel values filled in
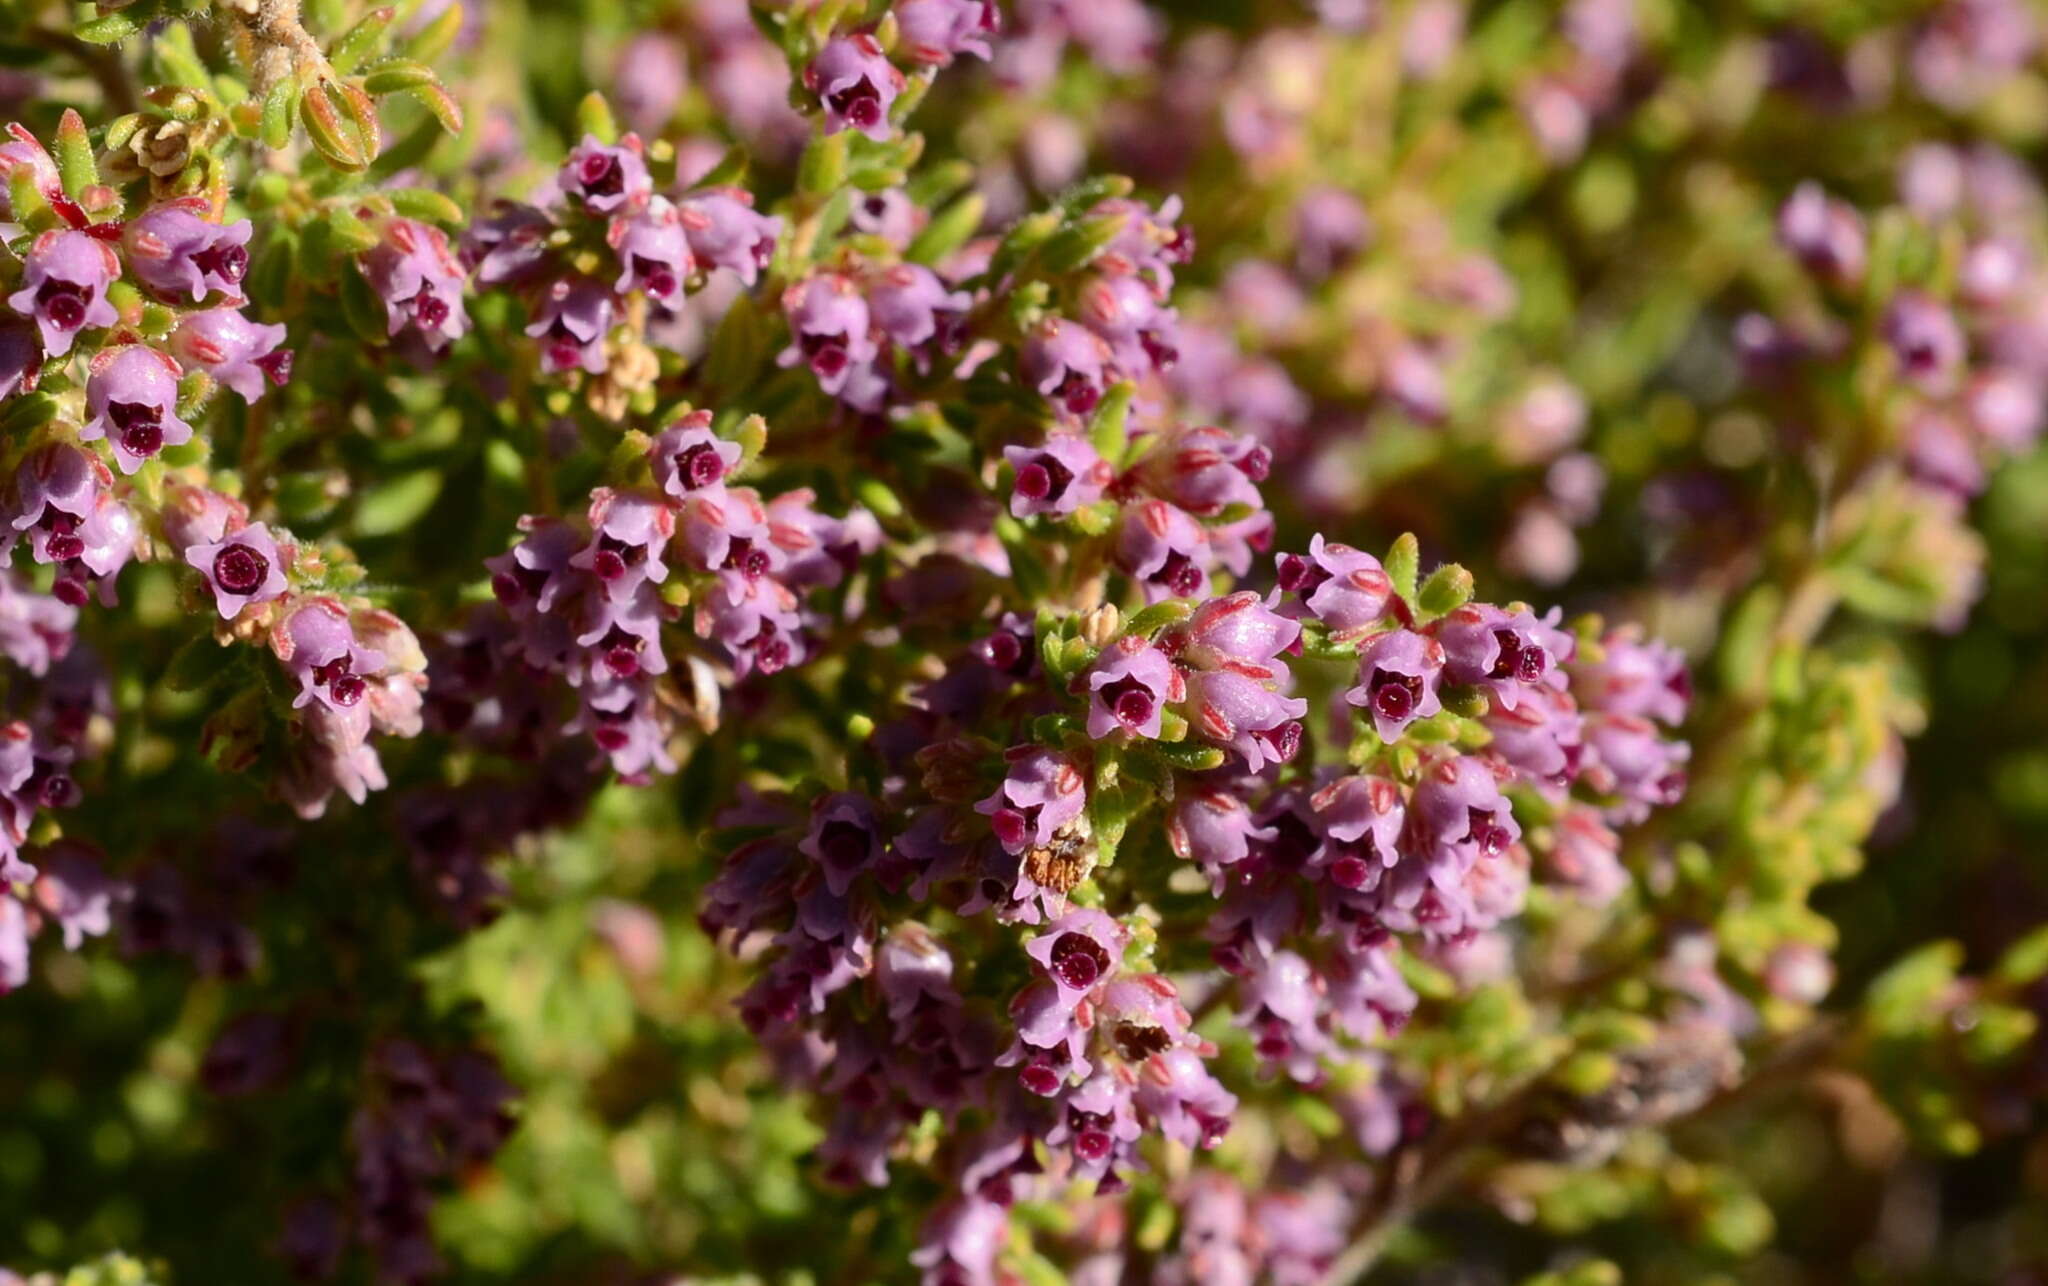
left=3, top=1, right=2048, bottom=1283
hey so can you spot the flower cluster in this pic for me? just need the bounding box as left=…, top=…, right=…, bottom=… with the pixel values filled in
left=467, top=411, right=866, bottom=778
left=463, top=133, right=780, bottom=393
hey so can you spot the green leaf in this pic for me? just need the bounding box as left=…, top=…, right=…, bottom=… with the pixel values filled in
left=404, top=83, right=463, bottom=136
left=328, top=207, right=383, bottom=253
left=388, top=187, right=464, bottom=225
left=260, top=79, right=298, bottom=150
left=1415, top=563, right=1474, bottom=622
left=150, top=23, right=214, bottom=90
left=1088, top=380, right=1136, bottom=463
left=53, top=111, right=97, bottom=197
left=1385, top=532, right=1420, bottom=603
left=75, top=9, right=148, bottom=44
left=1040, top=212, right=1127, bottom=274
left=905, top=191, right=985, bottom=266
left=329, top=3, right=393, bottom=73
left=1995, top=923, right=2048, bottom=986
left=356, top=469, right=444, bottom=536
left=797, top=129, right=849, bottom=197
left=1122, top=599, right=1191, bottom=639
left=339, top=264, right=391, bottom=343
left=302, top=81, right=371, bottom=171
left=163, top=636, right=239, bottom=695
left=1144, top=741, right=1226, bottom=773
left=362, top=60, right=438, bottom=95
left=1055, top=173, right=1134, bottom=216
left=574, top=91, right=617, bottom=143
left=0, top=392, right=58, bottom=435
left=403, top=2, right=463, bottom=63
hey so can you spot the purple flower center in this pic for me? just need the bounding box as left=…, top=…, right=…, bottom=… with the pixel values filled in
left=1015, top=451, right=1075, bottom=504
left=1053, top=369, right=1100, bottom=416
left=109, top=400, right=166, bottom=459
left=990, top=807, right=1029, bottom=851
left=1462, top=807, right=1511, bottom=857
left=40, top=511, right=84, bottom=563
left=1328, top=854, right=1369, bottom=889
left=815, top=818, right=871, bottom=871
left=578, top=152, right=623, bottom=199
left=1276, top=552, right=1329, bottom=594
left=800, top=330, right=850, bottom=379
left=978, top=628, right=1028, bottom=673
left=1254, top=720, right=1302, bottom=763
left=1099, top=675, right=1156, bottom=731
left=827, top=78, right=885, bottom=130
left=313, top=655, right=365, bottom=707
left=727, top=537, right=773, bottom=582
left=601, top=628, right=642, bottom=678
left=213, top=542, right=269, bottom=595
left=37, top=280, right=90, bottom=331
left=1019, top=1060, right=1061, bottom=1096
left=193, top=242, right=248, bottom=286
left=256, top=349, right=295, bottom=386
left=1139, top=328, right=1178, bottom=370
left=677, top=442, right=727, bottom=489
left=413, top=284, right=451, bottom=331
left=753, top=632, right=792, bottom=674
left=1154, top=551, right=1206, bottom=598
left=1048, top=931, right=1112, bottom=991
left=1369, top=668, right=1422, bottom=723
left=1488, top=629, right=1549, bottom=683
left=1237, top=445, right=1273, bottom=481
left=635, top=257, right=678, bottom=300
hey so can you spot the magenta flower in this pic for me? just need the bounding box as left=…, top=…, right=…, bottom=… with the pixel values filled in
left=805, top=35, right=905, bottom=141
left=613, top=34, right=689, bottom=135
left=677, top=189, right=781, bottom=286
left=1083, top=635, right=1182, bottom=740
left=1138, top=425, right=1269, bottom=519
left=867, top=263, right=970, bottom=351
left=650, top=412, right=742, bottom=499
left=609, top=197, right=692, bottom=306
left=778, top=273, right=877, bottom=396
left=361, top=218, right=470, bottom=351
left=1026, top=907, right=1125, bottom=997
left=185, top=523, right=289, bottom=619
left=571, top=488, right=673, bottom=601
left=898, top=0, right=1000, bottom=65
left=1883, top=290, right=1966, bottom=392
left=1115, top=499, right=1209, bottom=601
left=274, top=598, right=387, bottom=713
left=1437, top=603, right=1571, bottom=711
left=0, top=134, right=59, bottom=222
left=1346, top=629, right=1445, bottom=742
left=7, top=444, right=135, bottom=605
left=1185, top=668, right=1307, bottom=770
left=121, top=203, right=253, bottom=302
left=6, top=229, right=120, bottom=356
left=1003, top=433, right=1110, bottom=518
left=555, top=134, right=652, bottom=214
left=465, top=202, right=553, bottom=286
left=1168, top=592, right=1300, bottom=678
left=526, top=277, right=614, bottom=374
left=1167, top=787, right=1275, bottom=881
left=80, top=345, right=194, bottom=474
left=1278, top=535, right=1393, bottom=636
left=1022, top=317, right=1114, bottom=418
left=1776, top=182, right=1865, bottom=285
left=170, top=308, right=292, bottom=402
left=1573, top=626, right=1691, bottom=726
left=976, top=747, right=1087, bottom=854
left=0, top=326, right=38, bottom=401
